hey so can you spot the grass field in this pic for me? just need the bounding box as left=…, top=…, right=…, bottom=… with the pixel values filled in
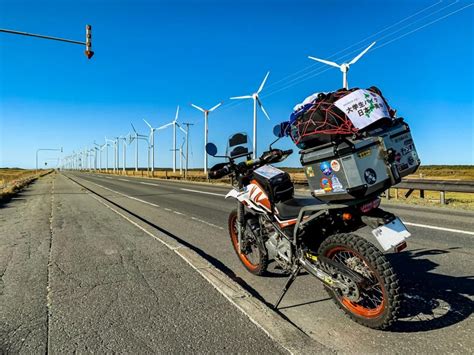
left=0, top=168, right=51, bottom=198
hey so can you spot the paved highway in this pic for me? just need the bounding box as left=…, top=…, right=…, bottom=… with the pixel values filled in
left=63, top=171, right=473, bottom=353
left=0, top=174, right=290, bottom=353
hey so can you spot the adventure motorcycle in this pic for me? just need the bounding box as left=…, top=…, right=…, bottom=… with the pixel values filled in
left=206, top=127, right=411, bottom=329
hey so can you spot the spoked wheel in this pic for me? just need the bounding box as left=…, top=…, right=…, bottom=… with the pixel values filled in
left=228, top=209, right=268, bottom=275
left=318, top=233, right=400, bottom=329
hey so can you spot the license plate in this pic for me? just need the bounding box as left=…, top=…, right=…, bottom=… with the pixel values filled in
left=372, top=218, right=411, bottom=251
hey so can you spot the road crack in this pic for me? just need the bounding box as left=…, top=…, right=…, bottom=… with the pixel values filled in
left=45, top=175, right=55, bottom=354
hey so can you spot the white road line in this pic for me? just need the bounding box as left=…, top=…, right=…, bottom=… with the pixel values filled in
left=140, top=182, right=159, bottom=186
left=118, top=178, right=129, bottom=182
left=180, top=188, right=226, bottom=197
left=105, top=177, right=113, bottom=179
left=404, top=222, right=474, bottom=236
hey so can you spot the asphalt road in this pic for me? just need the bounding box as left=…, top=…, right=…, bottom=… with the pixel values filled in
left=0, top=174, right=287, bottom=353
left=66, top=171, right=474, bottom=354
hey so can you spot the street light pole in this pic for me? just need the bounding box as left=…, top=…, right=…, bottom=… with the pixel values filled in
left=36, top=147, right=63, bottom=172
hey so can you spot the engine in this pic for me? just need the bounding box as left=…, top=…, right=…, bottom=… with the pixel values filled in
left=261, top=217, right=293, bottom=269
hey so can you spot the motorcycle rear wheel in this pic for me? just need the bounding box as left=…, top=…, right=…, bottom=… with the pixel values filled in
left=318, top=233, right=400, bottom=329
left=228, top=209, right=268, bottom=275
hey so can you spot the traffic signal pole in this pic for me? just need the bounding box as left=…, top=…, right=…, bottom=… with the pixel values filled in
left=0, top=24, right=94, bottom=59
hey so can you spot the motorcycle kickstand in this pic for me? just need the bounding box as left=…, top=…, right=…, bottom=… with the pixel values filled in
left=274, top=264, right=301, bottom=310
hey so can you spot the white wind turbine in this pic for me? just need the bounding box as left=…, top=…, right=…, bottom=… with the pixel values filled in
left=230, top=71, right=270, bottom=159
left=143, top=119, right=160, bottom=172
left=190, top=102, right=222, bottom=174
left=158, top=106, right=180, bottom=173
left=130, top=123, right=148, bottom=172
left=308, top=41, right=376, bottom=90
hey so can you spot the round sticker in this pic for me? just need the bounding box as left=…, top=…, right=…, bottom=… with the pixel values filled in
left=320, top=177, right=333, bottom=192
left=330, top=160, right=340, bottom=172
left=364, top=168, right=377, bottom=185
left=320, top=161, right=332, bottom=176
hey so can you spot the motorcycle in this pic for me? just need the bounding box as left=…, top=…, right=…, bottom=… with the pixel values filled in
left=205, top=126, right=411, bottom=330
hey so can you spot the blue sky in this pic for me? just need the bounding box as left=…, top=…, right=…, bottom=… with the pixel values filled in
left=0, top=0, right=473, bottom=169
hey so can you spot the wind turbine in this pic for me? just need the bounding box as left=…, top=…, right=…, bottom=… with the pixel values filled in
left=143, top=118, right=165, bottom=172
left=105, top=137, right=115, bottom=172
left=119, top=135, right=128, bottom=174
left=230, top=71, right=271, bottom=159
left=190, top=101, right=222, bottom=174
left=130, top=123, right=148, bottom=172
left=308, top=42, right=376, bottom=90
left=158, top=106, right=180, bottom=173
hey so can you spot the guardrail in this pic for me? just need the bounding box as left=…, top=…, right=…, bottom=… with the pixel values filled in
left=293, top=178, right=474, bottom=204
left=391, top=179, right=474, bottom=204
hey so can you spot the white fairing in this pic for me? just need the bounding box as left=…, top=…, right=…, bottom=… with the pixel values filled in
left=225, top=186, right=268, bottom=213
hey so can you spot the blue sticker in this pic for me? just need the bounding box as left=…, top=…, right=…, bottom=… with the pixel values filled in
left=331, top=175, right=345, bottom=192
left=364, top=169, right=377, bottom=185
left=320, top=161, right=332, bottom=176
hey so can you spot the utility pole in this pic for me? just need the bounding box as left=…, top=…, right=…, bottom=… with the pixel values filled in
left=0, top=25, right=94, bottom=59
left=181, top=122, right=194, bottom=177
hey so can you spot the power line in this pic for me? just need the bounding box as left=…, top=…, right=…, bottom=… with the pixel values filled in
left=218, top=0, right=450, bottom=113
left=261, top=0, right=461, bottom=99
left=259, top=1, right=472, bottom=100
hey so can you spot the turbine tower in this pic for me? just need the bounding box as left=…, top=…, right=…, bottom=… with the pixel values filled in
left=308, top=42, right=376, bottom=89
left=130, top=123, right=148, bottom=172
left=190, top=102, right=222, bottom=174
left=143, top=119, right=160, bottom=172
left=230, top=71, right=270, bottom=159
left=158, top=106, right=180, bottom=173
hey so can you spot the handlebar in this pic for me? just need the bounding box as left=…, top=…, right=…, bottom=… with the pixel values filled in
left=208, top=148, right=293, bottom=180
left=208, top=165, right=231, bottom=179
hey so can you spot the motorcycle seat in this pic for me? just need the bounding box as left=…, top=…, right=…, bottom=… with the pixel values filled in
left=275, top=196, right=326, bottom=220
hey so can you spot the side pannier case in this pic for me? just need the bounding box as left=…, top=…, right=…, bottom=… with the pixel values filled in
left=300, top=122, right=420, bottom=202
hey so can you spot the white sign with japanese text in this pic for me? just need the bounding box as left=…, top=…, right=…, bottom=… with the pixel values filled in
left=334, top=89, right=390, bottom=129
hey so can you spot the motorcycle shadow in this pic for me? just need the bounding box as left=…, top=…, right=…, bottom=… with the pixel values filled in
left=387, top=248, right=473, bottom=332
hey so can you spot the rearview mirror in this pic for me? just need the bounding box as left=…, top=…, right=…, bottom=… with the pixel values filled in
left=205, top=143, right=218, bottom=156
left=273, top=123, right=289, bottom=138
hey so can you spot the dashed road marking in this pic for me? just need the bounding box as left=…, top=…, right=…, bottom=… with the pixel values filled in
left=140, top=182, right=160, bottom=186
left=81, top=179, right=222, bottom=230
left=181, top=188, right=226, bottom=197
left=118, top=178, right=129, bottom=182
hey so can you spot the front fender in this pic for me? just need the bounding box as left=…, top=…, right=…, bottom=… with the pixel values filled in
left=225, top=189, right=240, bottom=199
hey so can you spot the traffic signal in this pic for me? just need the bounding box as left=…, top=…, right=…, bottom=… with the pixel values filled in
left=85, top=24, right=94, bottom=59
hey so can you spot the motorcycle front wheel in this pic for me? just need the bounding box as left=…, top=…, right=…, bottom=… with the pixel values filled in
left=318, top=233, right=400, bottom=329
left=228, top=209, right=268, bottom=275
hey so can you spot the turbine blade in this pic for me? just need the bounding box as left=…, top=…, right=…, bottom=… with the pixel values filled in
left=190, top=103, right=205, bottom=112
left=131, top=122, right=137, bottom=133
left=257, top=71, right=270, bottom=94
left=143, top=119, right=152, bottom=129
left=230, top=95, right=252, bottom=100
left=174, top=106, right=180, bottom=122
left=308, top=56, right=340, bottom=68
left=209, top=102, right=222, bottom=112
left=158, top=122, right=173, bottom=130
left=257, top=98, right=270, bottom=120
left=179, top=126, right=187, bottom=135
left=348, top=41, right=376, bottom=65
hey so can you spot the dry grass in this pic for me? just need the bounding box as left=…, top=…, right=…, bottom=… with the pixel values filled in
left=0, top=168, right=52, bottom=199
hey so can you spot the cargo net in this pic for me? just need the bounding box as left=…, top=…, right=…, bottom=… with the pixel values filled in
left=290, top=91, right=358, bottom=147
